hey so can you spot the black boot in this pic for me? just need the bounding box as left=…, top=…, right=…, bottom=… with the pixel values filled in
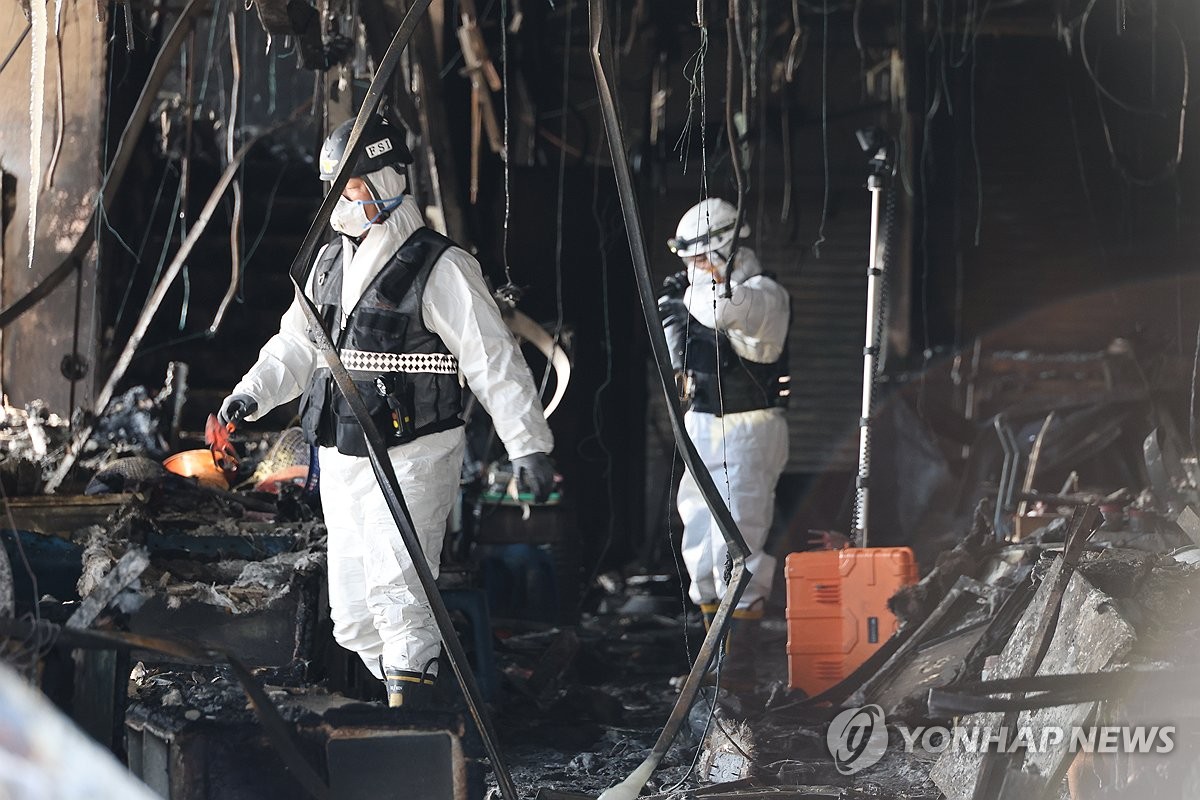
left=383, top=654, right=441, bottom=709
left=384, top=668, right=436, bottom=709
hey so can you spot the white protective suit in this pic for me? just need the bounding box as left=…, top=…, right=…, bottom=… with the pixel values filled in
left=677, top=247, right=790, bottom=610
left=231, top=167, right=553, bottom=677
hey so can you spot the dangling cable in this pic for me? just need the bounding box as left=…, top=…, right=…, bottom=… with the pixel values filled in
left=578, top=139, right=618, bottom=606
left=916, top=16, right=942, bottom=417
left=46, top=16, right=67, bottom=188
left=812, top=0, right=830, bottom=256
left=177, top=21, right=202, bottom=332
left=723, top=0, right=750, bottom=289
left=114, top=162, right=177, bottom=334
left=1190, top=318, right=1200, bottom=456
left=145, top=178, right=184, bottom=305
left=209, top=7, right=244, bottom=334
left=28, top=0, right=47, bottom=270
left=674, top=1, right=710, bottom=171
left=0, top=23, right=29, bottom=77
left=1084, top=12, right=1189, bottom=187
left=197, top=0, right=226, bottom=104
left=538, top=0, right=572, bottom=400
left=968, top=11, right=983, bottom=246
left=753, top=0, right=767, bottom=256
left=241, top=161, right=290, bottom=291
left=675, top=0, right=710, bottom=440
left=499, top=0, right=515, bottom=292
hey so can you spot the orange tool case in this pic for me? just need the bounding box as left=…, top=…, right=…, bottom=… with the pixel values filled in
left=785, top=547, right=918, bottom=696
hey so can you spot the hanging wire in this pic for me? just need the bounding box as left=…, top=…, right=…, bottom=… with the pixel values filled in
left=681, top=2, right=740, bottom=776
left=896, top=0, right=915, bottom=198
left=499, top=0, right=515, bottom=290
left=677, top=0, right=711, bottom=416
left=552, top=2, right=570, bottom=334
left=113, top=162, right=178, bottom=332
left=673, top=7, right=710, bottom=168
left=780, top=0, right=804, bottom=223
left=753, top=0, right=766, bottom=256
left=852, top=0, right=865, bottom=84
left=267, top=35, right=278, bottom=112
left=723, top=0, right=750, bottom=288
left=1191, top=320, right=1200, bottom=455
left=1080, top=0, right=1178, bottom=117
left=93, top=26, right=144, bottom=263
left=916, top=8, right=943, bottom=416
left=27, top=0, right=47, bottom=271
left=196, top=0, right=227, bottom=103
left=934, top=0, right=954, bottom=117
left=968, top=11, right=983, bottom=246
left=130, top=329, right=211, bottom=360
left=208, top=5, right=244, bottom=334
left=538, top=0, right=573, bottom=400
left=945, top=0, right=993, bottom=247
left=1084, top=17, right=1189, bottom=187
left=811, top=0, right=830, bottom=256
left=0, top=23, right=29, bottom=76
left=577, top=139, right=618, bottom=604
left=146, top=182, right=185, bottom=304
left=133, top=161, right=177, bottom=262
left=240, top=160, right=290, bottom=297
left=45, top=20, right=68, bottom=188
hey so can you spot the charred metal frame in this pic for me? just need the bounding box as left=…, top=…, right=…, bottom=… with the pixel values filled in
left=970, top=504, right=1101, bottom=799
left=589, top=1, right=752, bottom=797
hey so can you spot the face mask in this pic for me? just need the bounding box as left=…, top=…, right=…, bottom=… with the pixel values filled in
left=687, top=251, right=730, bottom=287
left=330, top=197, right=371, bottom=236
left=329, top=194, right=408, bottom=236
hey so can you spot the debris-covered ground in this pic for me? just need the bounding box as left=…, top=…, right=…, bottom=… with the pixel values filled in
left=8, top=366, right=1200, bottom=799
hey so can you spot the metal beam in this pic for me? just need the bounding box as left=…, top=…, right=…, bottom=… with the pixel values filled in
left=588, top=2, right=752, bottom=797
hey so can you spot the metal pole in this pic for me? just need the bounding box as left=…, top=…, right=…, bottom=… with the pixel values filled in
left=852, top=171, right=884, bottom=547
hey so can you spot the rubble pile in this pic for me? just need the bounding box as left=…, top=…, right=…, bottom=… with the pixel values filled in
left=5, top=348, right=1200, bottom=799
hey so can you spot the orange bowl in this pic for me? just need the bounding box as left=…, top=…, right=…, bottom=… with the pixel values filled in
left=163, top=449, right=231, bottom=490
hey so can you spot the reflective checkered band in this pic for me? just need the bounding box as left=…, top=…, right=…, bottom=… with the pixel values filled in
left=340, top=349, right=459, bottom=374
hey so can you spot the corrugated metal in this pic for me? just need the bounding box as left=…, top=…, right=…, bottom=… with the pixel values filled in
left=757, top=211, right=870, bottom=473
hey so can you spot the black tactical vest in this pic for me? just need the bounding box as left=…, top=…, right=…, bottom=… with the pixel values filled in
left=298, top=228, right=465, bottom=456
left=660, top=276, right=791, bottom=416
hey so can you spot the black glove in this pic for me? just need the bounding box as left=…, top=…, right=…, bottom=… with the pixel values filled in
left=218, top=393, right=258, bottom=426
left=512, top=452, right=556, bottom=503
left=660, top=270, right=689, bottom=299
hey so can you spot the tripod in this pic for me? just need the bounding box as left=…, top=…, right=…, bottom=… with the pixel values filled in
left=851, top=128, right=894, bottom=548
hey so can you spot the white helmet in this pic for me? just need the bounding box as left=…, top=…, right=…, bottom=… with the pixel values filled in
left=667, top=198, right=749, bottom=258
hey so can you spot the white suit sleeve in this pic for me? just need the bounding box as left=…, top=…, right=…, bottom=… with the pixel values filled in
left=422, top=248, right=554, bottom=459
left=685, top=253, right=789, bottom=363
left=230, top=251, right=325, bottom=420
